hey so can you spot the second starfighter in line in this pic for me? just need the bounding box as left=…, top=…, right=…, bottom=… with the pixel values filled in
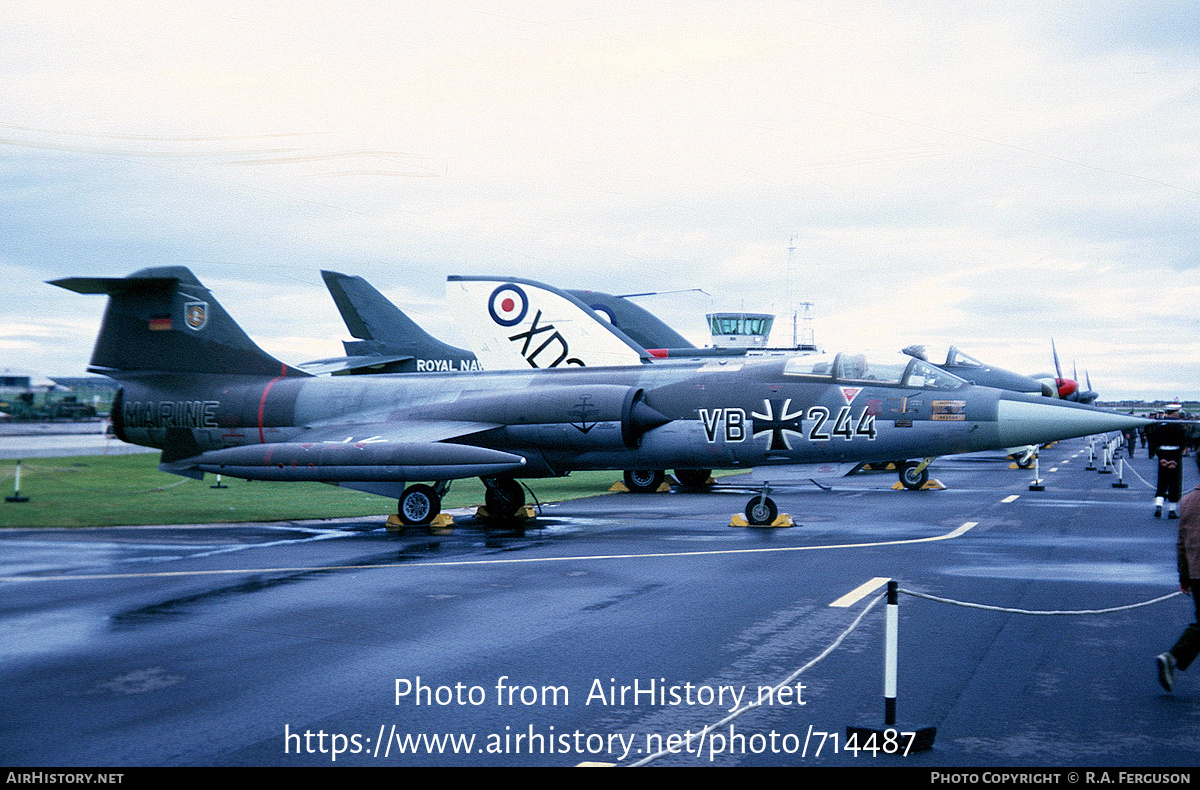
left=56, top=268, right=1148, bottom=525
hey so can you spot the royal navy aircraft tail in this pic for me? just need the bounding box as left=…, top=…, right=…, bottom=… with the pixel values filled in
left=448, top=275, right=822, bottom=369
left=302, top=270, right=480, bottom=375
left=445, top=275, right=652, bottom=369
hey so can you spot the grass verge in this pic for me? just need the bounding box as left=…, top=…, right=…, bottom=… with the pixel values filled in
left=0, top=454, right=633, bottom=528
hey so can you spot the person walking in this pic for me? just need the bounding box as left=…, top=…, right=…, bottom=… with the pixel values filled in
left=1157, top=482, right=1200, bottom=691
left=1150, top=405, right=1187, bottom=519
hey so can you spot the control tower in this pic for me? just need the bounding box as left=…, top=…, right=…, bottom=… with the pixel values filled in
left=706, top=313, right=774, bottom=348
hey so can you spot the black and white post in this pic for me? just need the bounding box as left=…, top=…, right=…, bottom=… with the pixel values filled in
left=847, top=580, right=936, bottom=752
left=884, top=579, right=899, bottom=724
left=6, top=460, right=29, bottom=503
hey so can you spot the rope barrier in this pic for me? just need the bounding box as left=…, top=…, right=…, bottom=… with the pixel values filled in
left=1120, top=460, right=1157, bottom=490
left=899, top=587, right=1182, bottom=615
left=629, top=592, right=886, bottom=766
left=627, top=584, right=1183, bottom=765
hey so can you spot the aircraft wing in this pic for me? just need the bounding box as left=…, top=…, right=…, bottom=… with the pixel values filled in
left=165, top=419, right=524, bottom=482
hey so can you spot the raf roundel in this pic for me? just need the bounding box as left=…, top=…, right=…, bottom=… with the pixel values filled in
left=487, top=284, right=528, bottom=327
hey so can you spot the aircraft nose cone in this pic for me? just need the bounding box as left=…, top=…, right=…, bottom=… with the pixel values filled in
left=997, top=395, right=1148, bottom=447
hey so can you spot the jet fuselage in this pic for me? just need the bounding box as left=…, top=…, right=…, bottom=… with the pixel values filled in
left=110, top=354, right=1095, bottom=485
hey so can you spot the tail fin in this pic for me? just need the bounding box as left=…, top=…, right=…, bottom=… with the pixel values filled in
left=566, top=288, right=696, bottom=351
left=321, top=270, right=477, bottom=369
left=446, top=275, right=650, bottom=370
left=51, top=266, right=307, bottom=378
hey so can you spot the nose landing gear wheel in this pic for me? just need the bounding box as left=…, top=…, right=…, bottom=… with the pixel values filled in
left=745, top=496, right=778, bottom=525
left=898, top=462, right=929, bottom=490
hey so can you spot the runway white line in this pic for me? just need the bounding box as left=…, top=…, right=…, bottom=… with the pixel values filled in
left=829, top=576, right=890, bottom=608
left=1001, top=495, right=1020, bottom=503
left=0, top=522, right=983, bottom=583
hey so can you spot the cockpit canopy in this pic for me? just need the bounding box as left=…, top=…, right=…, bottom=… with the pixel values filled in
left=902, top=344, right=985, bottom=369
left=945, top=346, right=985, bottom=368
left=784, top=352, right=968, bottom=390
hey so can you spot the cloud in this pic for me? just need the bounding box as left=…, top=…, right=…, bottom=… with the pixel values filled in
left=1, top=2, right=1196, bottom=399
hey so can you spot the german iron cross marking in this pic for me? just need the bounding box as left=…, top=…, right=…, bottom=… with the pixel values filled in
left=751, top=398, right=804, bottom=451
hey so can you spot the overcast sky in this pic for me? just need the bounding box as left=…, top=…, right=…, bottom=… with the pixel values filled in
left=2, top=1, right=1197, bottom=401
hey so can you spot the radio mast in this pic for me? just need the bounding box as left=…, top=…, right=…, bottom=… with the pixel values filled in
left=786, top=235, right=816, bottom=350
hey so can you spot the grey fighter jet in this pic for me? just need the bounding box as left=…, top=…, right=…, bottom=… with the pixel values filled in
left=902, top=346, right=1053, bottom=397
left=54, top=268, right=1148, bottom=526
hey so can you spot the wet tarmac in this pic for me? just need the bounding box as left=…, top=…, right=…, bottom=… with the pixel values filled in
left=0, top=435, right=1197, bottom=767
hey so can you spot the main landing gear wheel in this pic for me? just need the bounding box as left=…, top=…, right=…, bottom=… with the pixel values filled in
left=745, top=495, right=778, bottom=526
left=398, top=484, right=441, bottom=526
left=673, top=468, right=713, bottom=488
left=898, top=462, right=929, bottom=491
left=1015, top=454, right=1036, bottom=469
left=484, top=477, right=525, bottom=519
left=623, top=469, right=665, bottom=493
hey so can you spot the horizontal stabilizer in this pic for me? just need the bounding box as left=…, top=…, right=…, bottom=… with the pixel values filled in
left=297, top=354, right=416, bottom=375
left=52, top=275, right=179, bottom=296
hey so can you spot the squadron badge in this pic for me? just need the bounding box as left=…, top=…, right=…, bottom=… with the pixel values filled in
left=184, top=301, right=208, bottom=331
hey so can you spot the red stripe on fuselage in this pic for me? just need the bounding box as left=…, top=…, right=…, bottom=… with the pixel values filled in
left=257, top=376, right=286, bottom=444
